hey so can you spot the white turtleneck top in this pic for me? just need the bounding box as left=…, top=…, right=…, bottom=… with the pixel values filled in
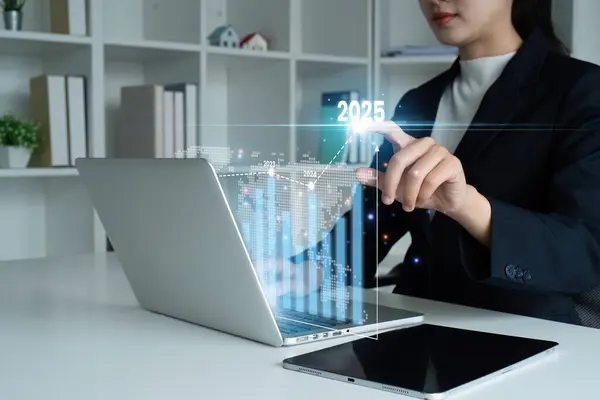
left=425, top=52, right=515, bottom=219
left=430, top=52, right=516, bottom=154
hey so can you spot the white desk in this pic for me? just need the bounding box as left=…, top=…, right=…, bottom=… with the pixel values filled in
left=1, top=253, right=598, bottom=399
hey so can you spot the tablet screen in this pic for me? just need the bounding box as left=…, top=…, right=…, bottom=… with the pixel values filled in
left=283, top=324, right=557, bottom=394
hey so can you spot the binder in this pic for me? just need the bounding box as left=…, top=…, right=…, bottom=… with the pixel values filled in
left=50, top=0, right=87, bottom=35
left=29, top=75, right=70, bottom=167
left=117, top=85, right=164, bottom=158
left=65, top=76, right=88, bottom=165
left=164, top=83, right=198, bottom=155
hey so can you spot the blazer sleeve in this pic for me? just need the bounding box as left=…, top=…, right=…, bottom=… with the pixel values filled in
left=293, top=100, right=411, bottom=287
left=459, top=68, right=600, bottom=295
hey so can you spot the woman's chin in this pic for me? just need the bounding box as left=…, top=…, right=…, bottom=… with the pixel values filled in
left=432, top=29, right=469, bottom=48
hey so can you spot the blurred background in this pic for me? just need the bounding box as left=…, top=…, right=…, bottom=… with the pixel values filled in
left=0, top=0, right=598, bottom=266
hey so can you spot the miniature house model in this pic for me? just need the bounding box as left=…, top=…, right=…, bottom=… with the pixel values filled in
left=208, top=25, right=239, bottom=47
left=240, top=33, right=268, bottom=50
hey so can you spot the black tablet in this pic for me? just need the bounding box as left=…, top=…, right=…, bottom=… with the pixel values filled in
left=282, top=324, right=558, bottom=399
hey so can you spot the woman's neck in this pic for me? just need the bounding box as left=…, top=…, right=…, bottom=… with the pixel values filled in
left=459, top=25, right=523, bottom=60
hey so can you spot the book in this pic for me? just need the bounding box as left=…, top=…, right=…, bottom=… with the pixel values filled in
left=117, top=85, right=165, bottom=158
left=29, top=75, right=70, bottom=167
left=164, top=83, right=198, bottom=156
left=50, top=0, right=87, bottom=36
left=65, top=76, right=88, bottom=165
left=174, top=92, right=185, bottom=155
left=163, top=91, right=174, bottom=158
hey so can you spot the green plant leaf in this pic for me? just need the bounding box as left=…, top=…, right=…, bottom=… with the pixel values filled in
left=0, top=113, right=39, bottom=150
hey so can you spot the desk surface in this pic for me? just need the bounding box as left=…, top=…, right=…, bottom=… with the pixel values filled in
left=1, top=253, right=598, bottom=400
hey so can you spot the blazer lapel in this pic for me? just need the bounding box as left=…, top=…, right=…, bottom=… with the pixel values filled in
left=453, top=29, right=553, bottom=167
left=396, top=60, right=460, bottom=140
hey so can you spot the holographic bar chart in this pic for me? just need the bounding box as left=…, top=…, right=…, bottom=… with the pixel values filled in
left=255, top=188, right=265, bottom=296
left=335, top=217, right=347, bottom=322
left=352, top=183, right=363, bottom=324
left=308, top=192, right=318, bottom=315
left=321, top=231, right=332, bottom=319
left=267, top=178, right=277, bottom=306
left=237, top=169, right=366, bottom=326
left=281, top=211, right=292, bottom=310
left=295, top=245, right=304, bottom=312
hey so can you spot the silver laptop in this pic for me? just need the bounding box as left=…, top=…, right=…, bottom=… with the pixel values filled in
left=75, top=157, right=423, bottom=347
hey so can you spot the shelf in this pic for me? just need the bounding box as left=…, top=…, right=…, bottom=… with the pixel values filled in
left=380, top=55, right=457, bottom=66
left=0, top=168, right=79, bottom=178
left=0, top=30, right=91, bottom=57
left=296, top=57, right=368, bottom=78
left=300, top=0, right=370, bottom=58
left=205, top=46, right=290, bottom=60
left=297, top=53, right=368, bottom=65
left=377, top=0, right=441, bottom=54
left=295, top=57, right=369, bottom=163
left=103, top=0, right=201, bottom=45
left=204, top=50, right=290, bottom=162
left=104, top=40, right=201, bottom=62
left=204, top=0, right=290, bottom=52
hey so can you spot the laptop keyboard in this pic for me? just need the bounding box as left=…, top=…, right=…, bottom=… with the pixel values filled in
left=275, top=309, right=351, bottom=336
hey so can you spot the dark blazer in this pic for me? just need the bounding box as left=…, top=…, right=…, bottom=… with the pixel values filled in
left=331, top=29, right=600, bottom=326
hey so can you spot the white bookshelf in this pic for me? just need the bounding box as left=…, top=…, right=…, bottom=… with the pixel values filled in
left=0, top=0, right=598, bottom=262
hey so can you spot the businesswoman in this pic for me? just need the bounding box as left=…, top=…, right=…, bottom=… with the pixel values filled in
left=339, top=0, right=600, bottom=326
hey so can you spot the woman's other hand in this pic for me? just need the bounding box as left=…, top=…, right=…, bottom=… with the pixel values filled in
left=356, top=120, right=469, bottom=215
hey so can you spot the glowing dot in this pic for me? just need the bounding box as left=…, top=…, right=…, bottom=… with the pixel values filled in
left=351, top=119, right=369, bottom=134
left=383, top=162, right=388, bottom=168
left=383, top=234, right=389, bottom=240
left=413, top=256, right=421, bottom=264
left=307, top=182, right=315, bottom=191
left=237, top=153, right=243, bottom=159
left=367, top=213, right=374, bottom=220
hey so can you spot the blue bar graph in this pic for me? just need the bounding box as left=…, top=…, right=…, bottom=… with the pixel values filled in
left=295, top=245, right=305, bottom=312
left=352, top=184, right=363, bottom=324
left=255, top=189, right=264, bottom=287
left=335, top=217, right=347, bottom=321
left=308, top=192, right=318, bottom=315
left=282, top=212, right=292, bottom=310
left=321, top=232, right=332, bottom=319
left=241, top=222, right=250, bottom=257
left=267, top=178, right=277, bottom=304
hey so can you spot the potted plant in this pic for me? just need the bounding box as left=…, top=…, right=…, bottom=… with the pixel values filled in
left=1, top=0, right=26, bottom=31
left=0, top=113, right=39, bottom=168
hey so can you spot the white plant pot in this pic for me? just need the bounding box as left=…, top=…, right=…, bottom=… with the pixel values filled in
left=0, top=146, right=33, bottom=168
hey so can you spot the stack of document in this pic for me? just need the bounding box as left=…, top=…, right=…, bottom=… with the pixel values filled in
left=117, top=83, right=198, bottom=159
left=382, top=44, right=458, bottom=58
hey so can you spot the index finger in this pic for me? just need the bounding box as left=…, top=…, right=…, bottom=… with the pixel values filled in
left=355, top=120, right=415, bottom=148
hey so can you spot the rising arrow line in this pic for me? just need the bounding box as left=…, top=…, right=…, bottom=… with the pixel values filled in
left=313, top=132, right=356, bottom=186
